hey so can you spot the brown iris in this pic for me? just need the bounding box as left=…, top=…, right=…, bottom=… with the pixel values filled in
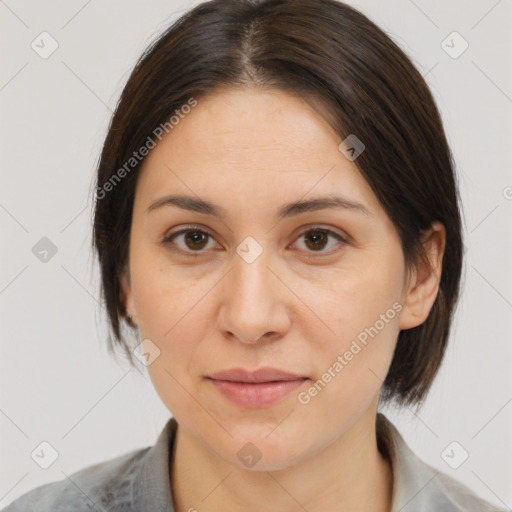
left=184, top=230, right=209, bottom=250
left=303, top=229, right=329, bottom=251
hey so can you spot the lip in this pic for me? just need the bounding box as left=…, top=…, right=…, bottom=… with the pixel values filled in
left=206, top=367, right=308, bottom=408
left=208, top=367, right=305, bottom=383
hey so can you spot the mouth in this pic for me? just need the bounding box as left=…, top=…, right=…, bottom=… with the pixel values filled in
left=206, top=367, right=308, bottom=408
left=207, top=366, right=306, bottom=383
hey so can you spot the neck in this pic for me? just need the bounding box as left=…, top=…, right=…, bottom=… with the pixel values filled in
left=170, top=402, right=393, bottom=512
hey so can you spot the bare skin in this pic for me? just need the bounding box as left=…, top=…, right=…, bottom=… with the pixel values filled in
left=120, top=87, right=445, bottom=512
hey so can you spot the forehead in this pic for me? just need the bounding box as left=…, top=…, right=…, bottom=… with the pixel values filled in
left=134, top=87, right=382, bottom=217
left=146, top=88, right=339, bottom=165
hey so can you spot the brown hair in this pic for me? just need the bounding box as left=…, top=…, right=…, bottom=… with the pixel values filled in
left=92, top=0, right=464, bottom=408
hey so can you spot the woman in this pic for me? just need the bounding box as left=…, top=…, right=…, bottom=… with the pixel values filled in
left=3, top=0, right=508, bottom=511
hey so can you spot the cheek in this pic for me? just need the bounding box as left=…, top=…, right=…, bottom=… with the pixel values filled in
left=312, top=248, right=404, bottom=343
left=130, top=244, right=208, bottom=336
left=298, top=308, right=399, bottom=429
left=300, top=250, right=403, bottom=404
left=129, top=250, right=207, bottom=401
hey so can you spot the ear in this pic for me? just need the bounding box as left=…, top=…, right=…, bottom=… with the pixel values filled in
left=399, top=221, right=446, bottom=330
left=119, top=264, right=137, bottom=327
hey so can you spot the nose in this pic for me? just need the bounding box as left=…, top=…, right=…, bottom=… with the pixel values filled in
left=216, top=245, right=291, bottom=345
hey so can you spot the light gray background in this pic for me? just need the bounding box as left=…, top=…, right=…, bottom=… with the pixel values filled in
left=1, top=0, right=511, bottom=509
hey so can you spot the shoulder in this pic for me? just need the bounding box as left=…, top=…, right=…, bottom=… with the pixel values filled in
left=430, top=469, right=510, bottom=512
left=377, top=413, right=510, bottom=512
left=1, top=446, right=150, bottom=512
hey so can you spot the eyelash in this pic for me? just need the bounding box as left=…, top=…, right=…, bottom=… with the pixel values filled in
left=162, top=224, right=348, bottom=258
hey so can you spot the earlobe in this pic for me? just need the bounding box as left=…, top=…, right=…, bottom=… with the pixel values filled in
left=399, top=221, right=446, bottom=330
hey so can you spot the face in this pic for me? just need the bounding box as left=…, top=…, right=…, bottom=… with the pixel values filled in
left=120, top=87, right=429, bottom=471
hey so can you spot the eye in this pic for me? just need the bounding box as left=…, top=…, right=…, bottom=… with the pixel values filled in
left=292, top=227, right=347, bottom=255
left=162, top=226, right=217, bottom=255
left=162, top=225, right=347, bottom=257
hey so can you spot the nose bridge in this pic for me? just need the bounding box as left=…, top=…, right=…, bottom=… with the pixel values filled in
left=219, top=239, right=289, bottom=343
left=233, top=246, right=272, bottom=303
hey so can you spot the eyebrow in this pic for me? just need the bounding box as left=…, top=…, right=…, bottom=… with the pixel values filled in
left=146, top=194, right=371, bottom=219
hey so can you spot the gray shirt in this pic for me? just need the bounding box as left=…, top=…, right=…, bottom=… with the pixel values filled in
left=2, top=413, right=509, bottom=511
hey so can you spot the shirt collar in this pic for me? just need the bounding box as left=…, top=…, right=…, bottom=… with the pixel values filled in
left=131, top=413, right=454, bottom=512
left=131, top=416, right=178, bottom=511
left=377, top=412, right=461, bottom=511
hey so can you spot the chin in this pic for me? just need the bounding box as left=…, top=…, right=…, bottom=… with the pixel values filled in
left=217, top=432, right=308, bottom=473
